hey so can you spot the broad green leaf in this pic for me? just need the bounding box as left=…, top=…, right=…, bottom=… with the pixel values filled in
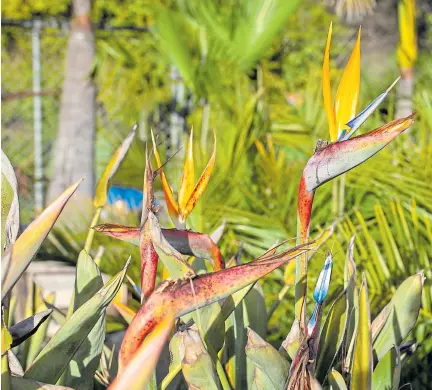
left=315, top=290, right=348, bottom=382
left=10, top=376, right=73, bottom=389
left=328, top=369, right=347, bottom=390
left=24, top=258, right=129, bottom=384
left=233, top=0, right=301, bottom=71
left=245, top=328, right=289, bottom=390
left=94, top=126, right=136, bottom=208
left=1, top=150, right=19, bottom=253
left=373, top=271, right=424, bottom=360
left=343, top=236, right=359, bottom=374
left=1, top=179, right=82, bottom=300
left=62, top=250, right=105, bottom=390
left=351, top=274, right=372, bottom=390
left=153, top=10, right=196, bottom=91
left=372, top=345, right=401, bottom=390
left=244, top=284, right=267, bottom=389
left=180, top=327, right=219, bottom=390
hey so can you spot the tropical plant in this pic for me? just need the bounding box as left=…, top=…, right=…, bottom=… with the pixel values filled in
left=2, top=2, right=431, bottom=387
left=1, top=72, right=423, bottom=388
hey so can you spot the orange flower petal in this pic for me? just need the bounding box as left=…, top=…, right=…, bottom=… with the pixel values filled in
left=323, top=23, right=338, bottom=141
left=178, top=128, right=195, bottom=214
left=334, top=27, right=361, bottom=137
left=181, top=132, right=216, bottom=221
left=150, top=130, right=179, bottom=220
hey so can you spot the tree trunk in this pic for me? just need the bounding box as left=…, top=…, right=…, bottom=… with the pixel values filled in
left=47, top=0, right=95, bottom=203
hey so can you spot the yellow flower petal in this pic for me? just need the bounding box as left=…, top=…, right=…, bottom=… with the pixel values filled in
left=178, top=128, right=195, bottom=214
left=151, top=130, right=179, bottom=220
left=335, top=27, right=361, bottom=137
left=323, top=22, right=338, bottom=142
left=181, top=132, right=216, bottom=221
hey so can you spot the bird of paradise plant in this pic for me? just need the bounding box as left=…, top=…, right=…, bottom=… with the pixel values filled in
left=0, top=20, right=424, bottom=390
left=151, top=129, right=216, bottom=229
left=289, top=22, right=415, bottom=331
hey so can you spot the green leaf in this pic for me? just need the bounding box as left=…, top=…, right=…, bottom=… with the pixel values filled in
left=23, top=258, right=130, bottom=384
left=351, top=274, right=372, bottom=390
left=328, top=369, right=348, bottom=390
left=315, top=290, right=348, bottom=382
left=1, top=179, right=82, bottom=300
left=10, top=376, right=73, bottom=389
left=372, top=345, right=401, bottom=390
left=372, top=271, right=425, bottom=360
left=233, top=0, right=301, bottom=71
left=180, top=327, right=220, bottom=390
left=1, top=150, right=19, bottom=253
left=62, top=250, right=105, bottom=389
left=245, top=328, right=289, bottom=390
left=343, top=236, right=359, bottom=374
left=153, top=10, right=197, bottom=92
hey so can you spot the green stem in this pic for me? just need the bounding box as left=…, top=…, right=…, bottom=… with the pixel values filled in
left=207, top=343, right=232, bottom=390
left=339, top=174, right=346, bottom=217
left=160, top=365, right=181, bottom=390
left=84, top=207, right=102, bottom=253
left=332, top=178, right=338, bottom=218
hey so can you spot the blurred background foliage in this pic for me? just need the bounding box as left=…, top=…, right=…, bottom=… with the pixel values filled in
left=2, top=0, right=432, bottom=387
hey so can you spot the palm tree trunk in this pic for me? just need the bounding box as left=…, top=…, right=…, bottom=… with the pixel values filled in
left=395, top=68, right=414, bottom=119
left=47, top=0, right=95, bottom=203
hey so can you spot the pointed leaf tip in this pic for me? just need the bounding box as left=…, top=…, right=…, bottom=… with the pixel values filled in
left=94, top=127, right=136, bottom=208
left=323, top=22, right=337, bottom=141
left=178, top=128, right=195, bottom=213
left=334, top=27, right=361, bottom=138
left=343, top=77, right=402, bottom=140
left=151, top=130, right=179, bottom=221
left=181, top=131, right=216, bottom=221
left=2, top=179, right=81, bottom=300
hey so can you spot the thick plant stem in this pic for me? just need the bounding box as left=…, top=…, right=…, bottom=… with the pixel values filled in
left=332, top=179, right=338, bottom=217
left=294, top=177, right=315, bottom=330
left=84, top=207, right=102, bottom=252
left=140, top=220, right=158, bottom=302
left=338, top=174, right=346, bottom=217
